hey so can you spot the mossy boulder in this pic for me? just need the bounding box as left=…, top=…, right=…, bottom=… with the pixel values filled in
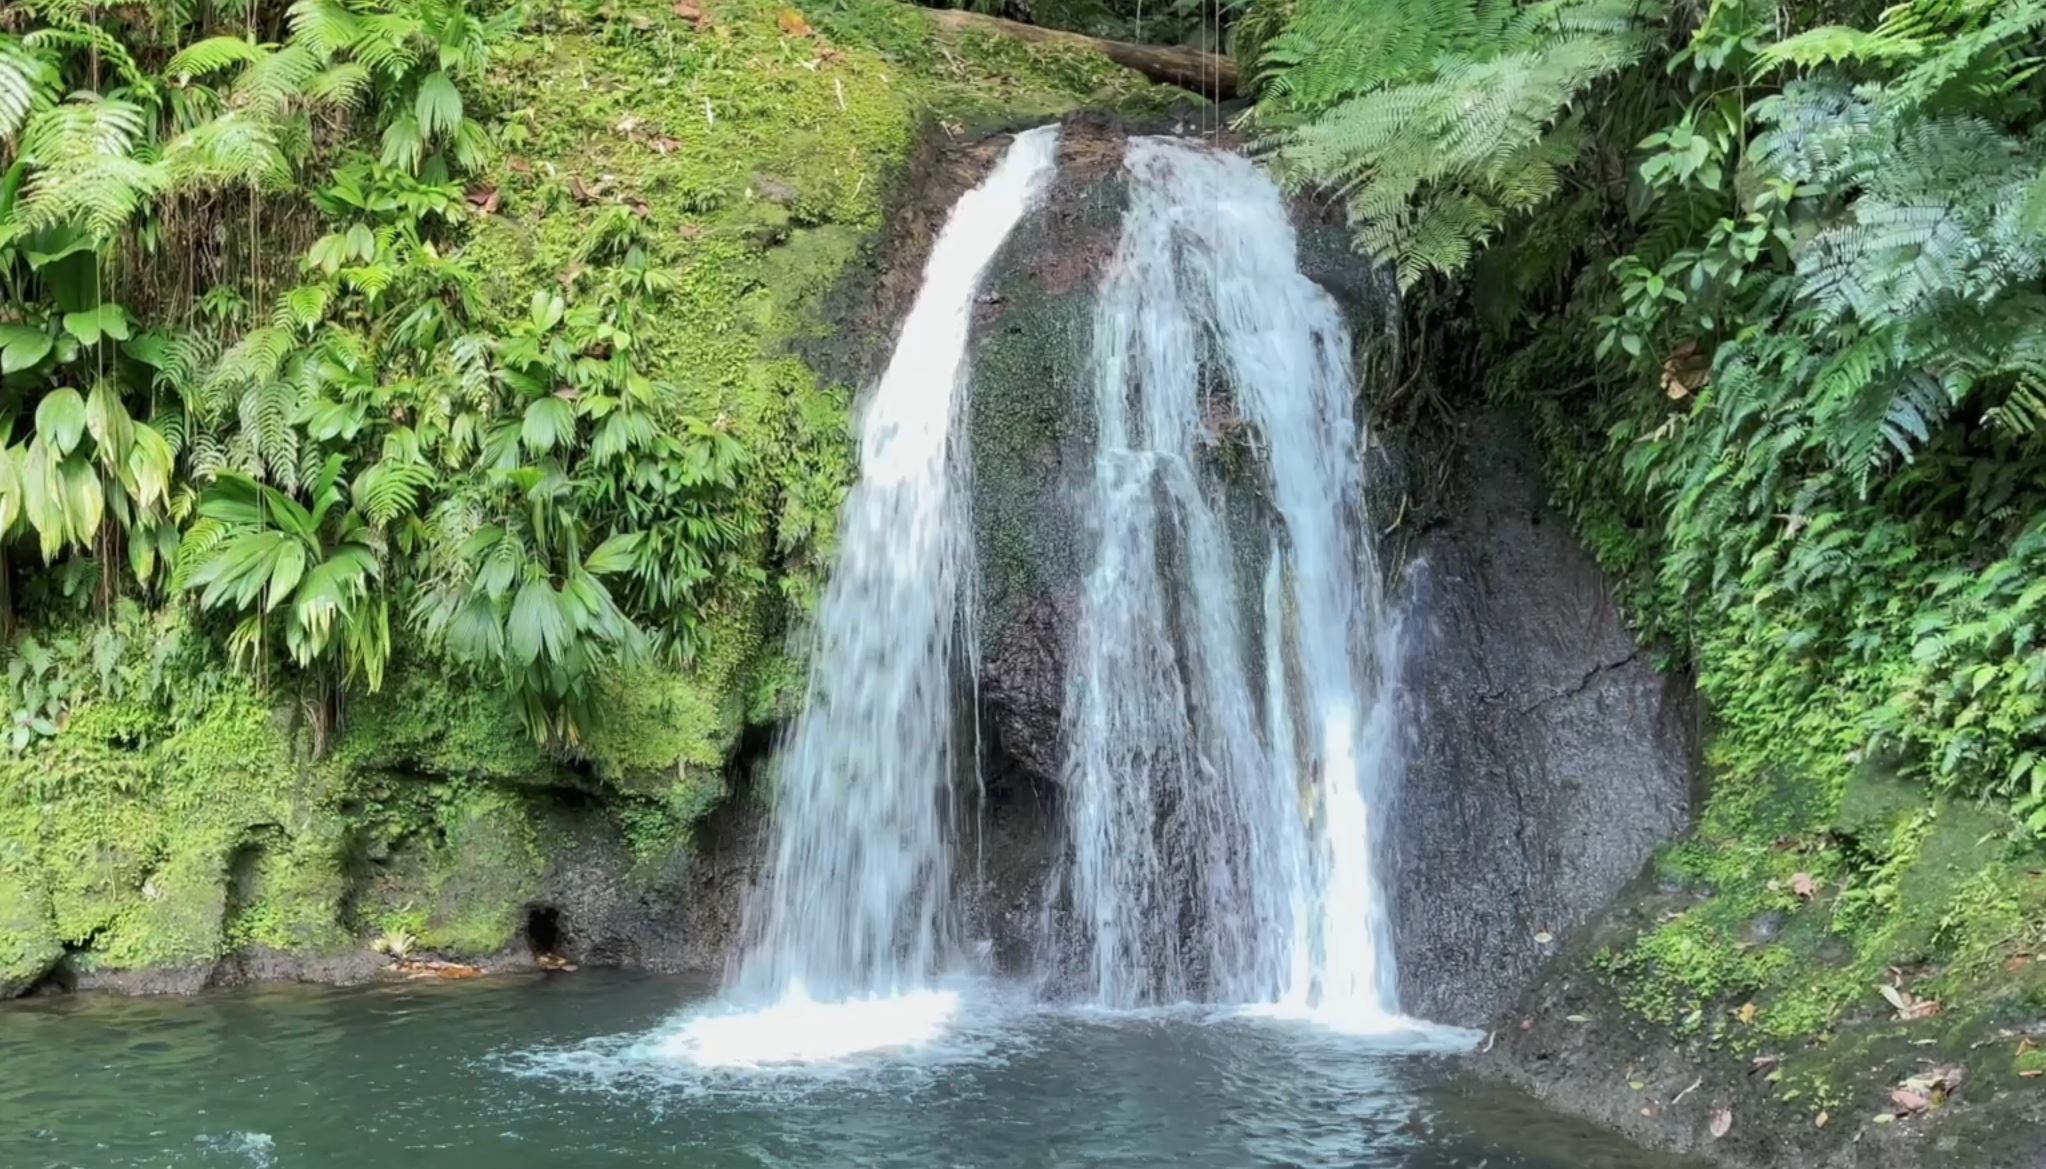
left=0, top=874, right=62, bottom=996
left=356, top=788, right=546, bottom=955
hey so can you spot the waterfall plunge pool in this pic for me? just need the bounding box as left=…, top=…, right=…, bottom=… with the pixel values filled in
left=2, top=972, right=1702, bottom=1169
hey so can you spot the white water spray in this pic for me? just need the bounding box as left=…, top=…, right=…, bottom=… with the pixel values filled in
left=1059, top=138, right=1404, bottom=1025
left=677, top=127, right=1057, bottom=1062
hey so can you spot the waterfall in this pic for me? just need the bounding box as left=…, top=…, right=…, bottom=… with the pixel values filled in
left=725, top=126, right=1059, bottom=1010
left=1057, top=137, right=1403, bottom=1023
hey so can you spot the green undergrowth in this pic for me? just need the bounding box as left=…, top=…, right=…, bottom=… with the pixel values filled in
left=1569, top=534, right=2046, bottom=1111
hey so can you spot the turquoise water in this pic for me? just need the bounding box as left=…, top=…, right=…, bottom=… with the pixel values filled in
left=1, top=972, right=1689, bottom=1169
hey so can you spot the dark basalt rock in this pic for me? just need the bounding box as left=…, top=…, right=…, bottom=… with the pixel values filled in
left=1386, top=411, right=1698, bottom=1025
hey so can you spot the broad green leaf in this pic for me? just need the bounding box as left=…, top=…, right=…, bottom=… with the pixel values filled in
left=129, top=517, right=157, bottom=584
left=85, top=381, right=133, bottom=466
left=57, top=453, right=102, bottom=547
left=197, top=473, right=269, bottom=527
left=508, top=577, right=568, bottom=666
left=24, top=232, right=93, bottom=270
left=522, top=395, right=576, bottom=454
left=21, top=441, right=65, bottom=559
left=0, top=445, right=21, bottom=534
left=415, top=70, right=464, bottom=140
left=584, top=531, right=643, bottom=574
left=0, top=325, right=52, bottom=374
left=529, top=291, right=564, bottom=332
left=60, top=303, right=131, bottom=346
left=457, top=523, right=505, bottom=560
left=478, top=536, right=519, bottom=599
left=345, top=222, right=377, bottom=261
left=35, top=388, right=87, bottom=455
left=267, top=539, right=308, bottom=611
left=448, top=592, right=504, bottom=662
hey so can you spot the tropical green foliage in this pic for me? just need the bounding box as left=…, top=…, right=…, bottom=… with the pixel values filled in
left=1258, top=0, right=2046, bottom=816
left=1256, top=0, right=2046, bottom=1053
left=0, top=0, right=765, bottom=746
left=1256, top=0, right=1665, bottom=286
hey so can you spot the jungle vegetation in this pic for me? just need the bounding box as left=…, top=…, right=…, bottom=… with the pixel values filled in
left=1253, top=0, right=2046, bottom=1089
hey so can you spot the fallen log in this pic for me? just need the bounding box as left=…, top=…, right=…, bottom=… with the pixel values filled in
left=927, top=9, right=1239, bottom=99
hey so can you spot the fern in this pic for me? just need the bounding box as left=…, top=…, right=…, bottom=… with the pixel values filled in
left=164, top=36, right=267, bottom=83
left=351, top=456, right=434, bottom=525
left=1264, top=0, right=1661, bottom=286
left=0, top=35, right=60, bottom=142
left=16, top=96, right=167, bottom=240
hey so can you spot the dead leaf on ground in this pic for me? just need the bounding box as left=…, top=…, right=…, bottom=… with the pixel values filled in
left=1879, top=983, right=1943, bottom=1020
left=1814, top=1110, right=1829, bottom=1129
left=1520, top=1016, right=1534, bottom=1032
left=1889, top=1064, right=1966, bottom=1115
left=777, top=8, right=813, bottom=35
left=570, top=174, right=595, bottom=204
left=1709, top=1107, right=1733, bottom=1139
left=1738, top=1002, right=1759, bottom=1025
left=508, top=156, right=534, bottom=175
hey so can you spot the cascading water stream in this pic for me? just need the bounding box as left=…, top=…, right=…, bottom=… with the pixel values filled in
left=1058, top=137, right=1404, bottom=1025
left=663, top=126, right=1059, bottom=1065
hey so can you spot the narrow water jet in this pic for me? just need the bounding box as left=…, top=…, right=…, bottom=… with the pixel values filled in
left=718, top=126, right=1060, bottom=1024
left=1056, top=137, right=1403, bottom=1023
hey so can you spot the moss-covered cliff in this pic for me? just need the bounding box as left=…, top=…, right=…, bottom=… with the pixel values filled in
left=0, top=0, right=1163, bottom=996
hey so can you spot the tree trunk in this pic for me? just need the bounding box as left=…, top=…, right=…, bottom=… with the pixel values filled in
left=927, top=10, right=1240, bottom=99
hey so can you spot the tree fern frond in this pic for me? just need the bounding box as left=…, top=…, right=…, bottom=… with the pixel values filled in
left=0, top=35, right=60, bottom=141
left=165, top=36, right=266, bottom=83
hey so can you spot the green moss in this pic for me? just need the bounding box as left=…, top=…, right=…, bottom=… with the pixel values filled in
left=1600, top=769, right=2046, bottom=1095
left=228, top=826, right=354, bottom=954
left=356, top=787, right=546, bottom=955
left=0, top=873, right=61, bottom=993
left=583, top=659, right=732, bottom=784
left=421, top=789, right=546, bottom=953
left=337, top=658, right=557, bottom=784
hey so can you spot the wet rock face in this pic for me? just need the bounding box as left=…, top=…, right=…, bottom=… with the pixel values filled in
left=966, top=124, right=1125, bottom=802
left=521, top=792, right=765, bottom=976
left=959, top=123, right=1698, bottom=1014
left=1387, top=412, right=1697, bottom=1025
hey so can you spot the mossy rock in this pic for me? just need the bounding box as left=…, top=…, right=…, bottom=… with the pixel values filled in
left=0, top=873, right=62, bottom=997
left=357, top=789, right=545, bottom=956
left=338, top=659, right=557, bottom=785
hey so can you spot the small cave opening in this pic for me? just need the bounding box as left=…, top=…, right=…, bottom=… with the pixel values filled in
left=524, top=906, right=564, bottom=959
